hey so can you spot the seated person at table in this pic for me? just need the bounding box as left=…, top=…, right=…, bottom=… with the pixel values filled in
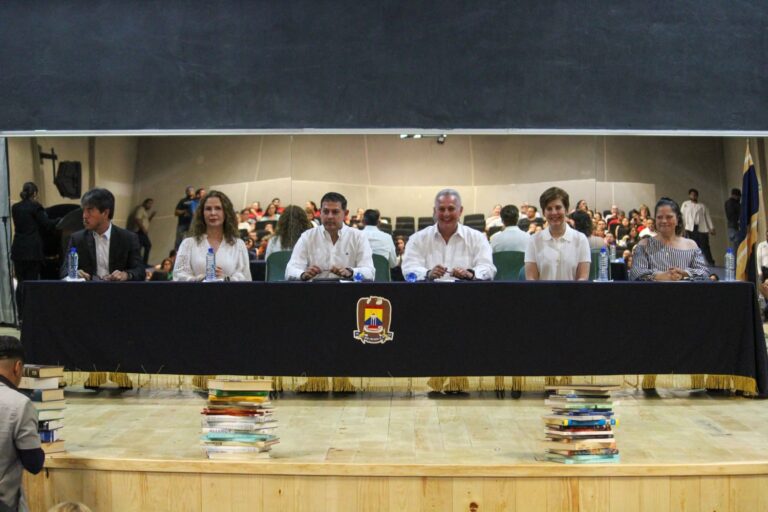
left=264, top=204, right=313, bottom=260
left=524, top=186, right=590, bottom=390
left=402, top=188, right=495, bottom=394
left=402, top=188, right=496, bottom=281
left=490, top=204, right=530, bottom=253
left=630, top=197, right=710, bottom=391
left=173, top=190, right=252, bottom=282
left=285, top=192, right=374, bottom=281
left=525, top=187, right=590, bottom=281
left=0, top=336, right=44, bottom=512
left=62, top=188, right=145, bottom=390
left=630, top=197, right=709, bottom=282
left=61, top=188, right=145, bottom=282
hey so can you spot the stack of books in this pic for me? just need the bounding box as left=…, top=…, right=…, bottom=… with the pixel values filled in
left=201, top=379, right=278, bottom=460
left=542, top=384, right=619, bottom=464
left=19, top=365, right=66, bottom=454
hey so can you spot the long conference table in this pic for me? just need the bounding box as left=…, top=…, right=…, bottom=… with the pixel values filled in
left=20, top=280, right=768, bottom=396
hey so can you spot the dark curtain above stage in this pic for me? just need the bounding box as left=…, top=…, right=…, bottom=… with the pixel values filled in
left=20, top=281, right=768, bottom=395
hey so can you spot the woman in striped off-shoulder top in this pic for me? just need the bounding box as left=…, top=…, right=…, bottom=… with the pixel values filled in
left=630, top=197, right=710, bottom=282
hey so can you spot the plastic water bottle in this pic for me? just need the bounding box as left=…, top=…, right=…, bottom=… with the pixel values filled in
left=406, top=272, right=417, bottom=283
left=353, top=271, right=364, bottom=282
left=609, top=244, right=616, bottom=261
left=67, top=247, right=78, bottom=280
left=724, top=248, right=735, bottom=282
left=205, top=248, right=216, bottom=281
left=598, top=247, right=609, bottom=281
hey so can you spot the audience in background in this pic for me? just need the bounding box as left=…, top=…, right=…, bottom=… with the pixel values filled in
left=485, top=204, right=503, bottom=231
left=261, top=203, right=280, bottom=221
left=681, top=188, right=716, bottom=265
left=571, top=210, right=604, bottom=250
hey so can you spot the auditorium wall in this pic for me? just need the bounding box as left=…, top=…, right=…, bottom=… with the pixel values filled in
left=132, top=135, right=729, bottom=264
left=7, top=137, right=138, bottom=226
left=5, top=134, right=740, bottom=266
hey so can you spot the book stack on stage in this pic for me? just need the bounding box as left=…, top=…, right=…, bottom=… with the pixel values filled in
left=19, top=365, right=66, bottom=454
left=542, top=384, right=620, bottom=464
left=201, top=379, right=278, bottom=460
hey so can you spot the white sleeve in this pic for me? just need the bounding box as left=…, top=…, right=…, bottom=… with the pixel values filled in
left=578, top=233, right=591, bottom=263
left=173, top=238, right=202, bottom=281
left=471, top=233, right=496, bottom=280
left=352, top=234, right=375, bottom=281
left=401, top=234, right=429, bottom=280
left=230, top=240, right=252, bottom=282
left=284, top=232, right=309, bottom=280
left=386, top=237, right=397, bottom=268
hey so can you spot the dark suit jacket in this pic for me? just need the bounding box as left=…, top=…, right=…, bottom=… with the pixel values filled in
left=11, top=199, right=58, bottom=262
left=61, top=224, right=145, bottom=281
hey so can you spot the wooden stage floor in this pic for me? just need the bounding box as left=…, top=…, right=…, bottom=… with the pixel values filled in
left=23, top=386, right=768, bottom=511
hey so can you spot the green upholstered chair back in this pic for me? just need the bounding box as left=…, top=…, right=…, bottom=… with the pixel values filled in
left=265, top=250, right=292, bottom=282
left=372, top=253, right=392, bottom=282
left=492, top=250, right=526, bottom=281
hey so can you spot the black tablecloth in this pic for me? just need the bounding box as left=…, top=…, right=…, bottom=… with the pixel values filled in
left=20, top=281, right=768, bottom=395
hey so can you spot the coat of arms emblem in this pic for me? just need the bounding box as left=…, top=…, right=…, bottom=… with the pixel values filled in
left=353, top=296, right=394, bottom=344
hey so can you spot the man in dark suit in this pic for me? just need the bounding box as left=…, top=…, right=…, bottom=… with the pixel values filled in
left=60, top=188, right=145, bottom=281
left=61, top=188, right=144, bottom=390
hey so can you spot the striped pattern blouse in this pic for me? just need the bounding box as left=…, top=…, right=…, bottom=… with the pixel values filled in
left=630, top=236, right=710, bottom=281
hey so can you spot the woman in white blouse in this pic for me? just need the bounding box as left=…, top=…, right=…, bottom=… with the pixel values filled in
left=525, top=187, right=591, bottom=281
left=173, top=190, right=251, bottom=282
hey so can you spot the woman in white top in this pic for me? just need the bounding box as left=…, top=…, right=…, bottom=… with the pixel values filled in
left=265, top=205, right=314, bottom=259
left=173, top=190, right=251, bottom=282
left=525, top=187, right=591, bottom=281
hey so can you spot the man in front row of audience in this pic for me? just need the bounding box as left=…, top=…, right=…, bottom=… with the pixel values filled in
left=285, top=192, right=374, bottom=281
left=361, top=209, right=397, bottom=269
left=402, top=188, right=496, bottom=394
left=490, top=205, right=530, bottom=253
left=0, top=336, right=45, bottom=512
left=62, top=188, right=144, bottom=390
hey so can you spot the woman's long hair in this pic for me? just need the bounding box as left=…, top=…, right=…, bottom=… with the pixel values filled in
left=275, top=204, right=312, bottom=250
left=189, top=190, right=240, bottom=244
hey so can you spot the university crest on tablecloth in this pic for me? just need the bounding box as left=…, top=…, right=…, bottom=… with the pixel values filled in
left=353, top=296, right=394, bottom=344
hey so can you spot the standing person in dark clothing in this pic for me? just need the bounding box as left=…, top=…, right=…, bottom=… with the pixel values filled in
left=10, top=182, right=58, bottom=321
left=174, top=186, right=196, bottom=250
left=724, top=188, right=741, bottom=252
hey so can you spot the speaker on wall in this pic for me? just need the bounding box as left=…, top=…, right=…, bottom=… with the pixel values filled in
left=55, top=161, right=82, bottom=199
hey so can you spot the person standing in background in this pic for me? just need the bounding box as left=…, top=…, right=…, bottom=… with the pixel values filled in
left=127, top=198, right=156, bottom=265
left=724, top=188, right=741, bottom=252
left=11, top=182, right=58, bottom=322
left=174, top=186, right=196, bottom=250
left=681, top=188, right=716, bottom=265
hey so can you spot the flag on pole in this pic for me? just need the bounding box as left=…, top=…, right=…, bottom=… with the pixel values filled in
left=736, top=141, right=759, bottom=281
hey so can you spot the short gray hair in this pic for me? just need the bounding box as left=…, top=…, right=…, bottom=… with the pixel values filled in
left=434, top=188, right=462, bottom=207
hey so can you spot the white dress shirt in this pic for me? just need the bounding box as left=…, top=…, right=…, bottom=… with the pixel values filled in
left=92, top=223, right=112, bottom=279
left=362, top=226, right=397, bottom=268
left=285, top=224, right=374, bottom=280
left=757, top=240, right=768, bottom=278
left=525, top=224, right=591, bottom=280
left=490, top=226, right=530, bottom=253
left=173, top=235, right=252, bottom=281
left=681, top=200, right=714, bottom=233
left=401, top=224, right=496, bottom=281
